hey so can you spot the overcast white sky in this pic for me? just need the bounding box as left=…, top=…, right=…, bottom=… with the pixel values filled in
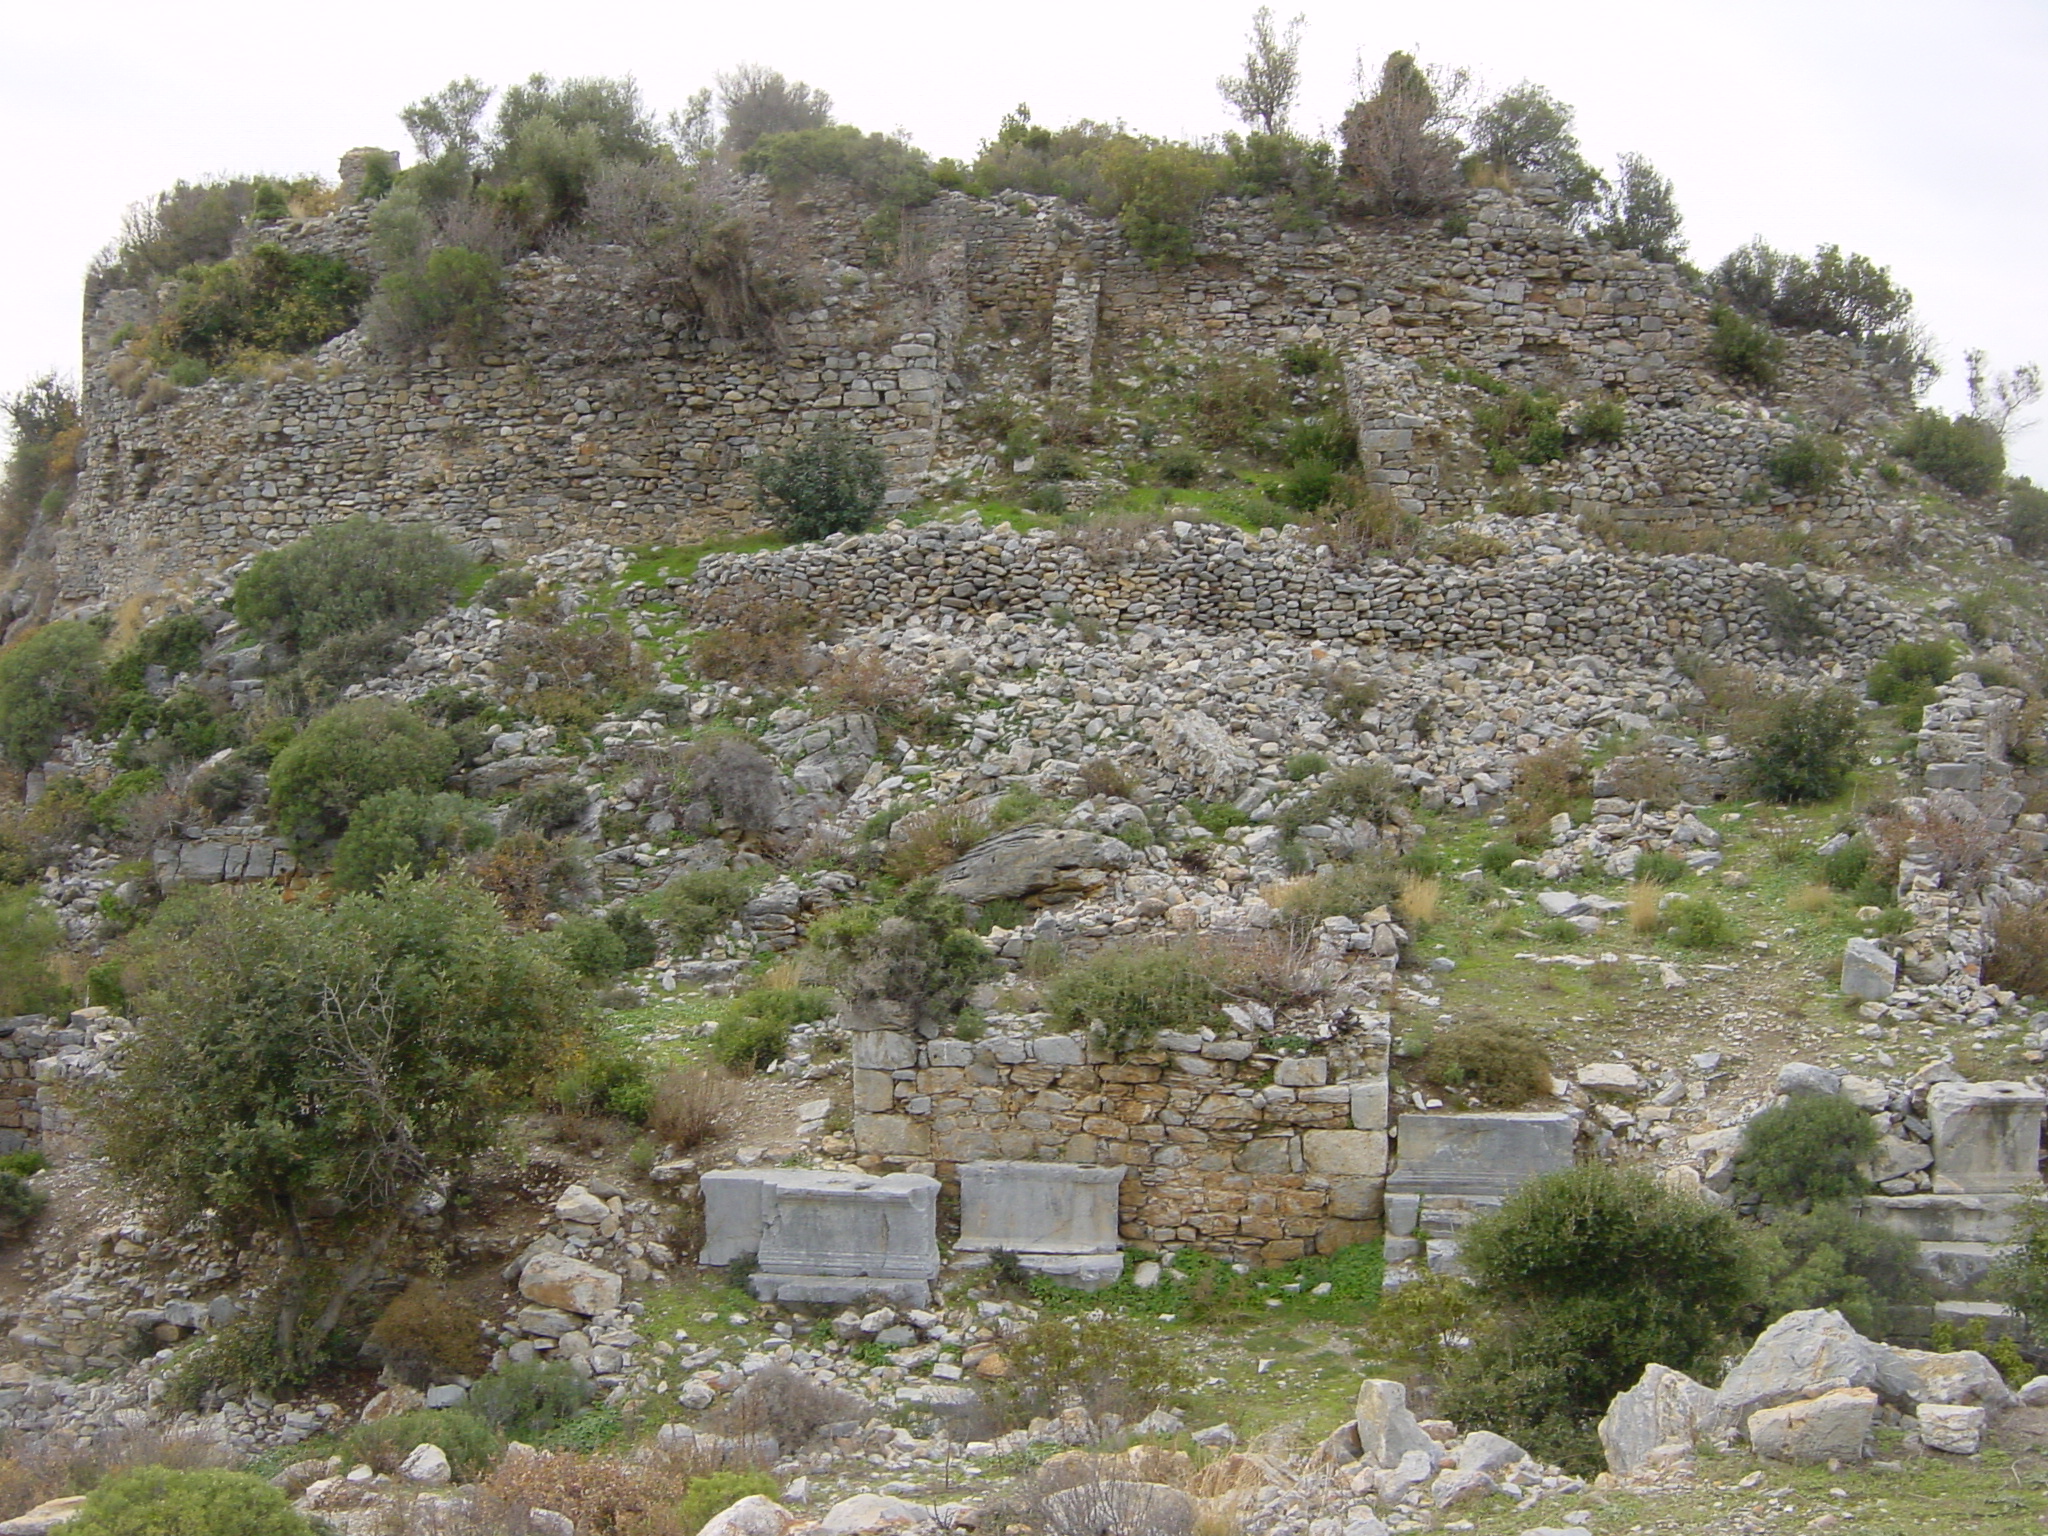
left=4, top=0, right=2043, bottom=479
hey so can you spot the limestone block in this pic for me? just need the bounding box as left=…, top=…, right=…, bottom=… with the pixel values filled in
left=0, top=1496, right=87, bottom=1535
left=1350, top=1077, right=1390, bottom=1131
left=756, top=1171, right=940, bottom=1281
left=1841, top=938, right=1898, bottom=1000
left=1858, top=1193, right=2029, bottom=1243
left=957, top=1161, right=1125, bottom=1254
left=1355, top=1379, right=1440, bottom=1470
left=1746, top=1387, right=1876, bottom=1462
left=853, top=1113, right=930, bottom=1159
left=1716, top=1309, right=1877, bottom=1430
left=1032, top=1035, right=1086, bottom=1067
left=936, top=827, right=1135, bottom=905
left=818, top=1494, right=938, bottom=1534
left=1455, top=1429, right=1526, bottom=1475
left=1873, top=1345, right=2015, bottom=1410
left=1929, top=1081, right=2047, bottom=1193
left=1274, top=1057, right=1328, bottom=1087
left=701, top=1170, right=771, bottom=1266
left=398, top=1442, right=451, bottom=1485
left=1918, top=1402, right=1986, bottom=1455
left=1867, top=1136, right=1933, bottom=1183
left=852, top=1032, right=917, bottom=1071
left=518, top=1253, right=623, bottom=1317
left=1302, top=1129, right=1389, bottom=1177
left=696, top=1496, right=795, bottom=1536
left=852, top=1069, right=897, bottom=1113
left=1598, top=1363, right=1720, bottom=1479
left=554, top=1184, right=609, bottom=1225
left=1385, top=1112, right=1575, bottom=1198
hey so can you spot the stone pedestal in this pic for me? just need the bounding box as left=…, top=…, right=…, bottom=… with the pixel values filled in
left=699, top=1169, right=941, bottom=1306
left=1385, top=1113, right=1576, bottom=1198
left=958, top=1161, right=1125, bottom=1290
left=1928, top=1082, right=2047, bottom=1194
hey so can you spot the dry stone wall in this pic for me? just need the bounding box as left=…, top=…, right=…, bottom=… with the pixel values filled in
left=850, top=1017, right=1392, bottom=1262
left=54, top=173, right=1914, bottom=607
left=691, top=516, right=1918, bottom=666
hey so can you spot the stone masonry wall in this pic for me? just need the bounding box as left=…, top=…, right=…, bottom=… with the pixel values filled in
left=850, top=1019, right=1392, bottom=1263
left=52, top=176, right=1914, bottom=608
left=690, top=516, right=1919, bottom=667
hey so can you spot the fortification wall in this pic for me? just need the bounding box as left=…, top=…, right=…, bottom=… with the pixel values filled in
left=689, top=516, right=1918, bottom=666
left=53, top=179, right=1911, bottom=607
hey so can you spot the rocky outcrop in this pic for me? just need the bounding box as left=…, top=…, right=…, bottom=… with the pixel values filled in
left=936, top=826, right=1135, bottom=906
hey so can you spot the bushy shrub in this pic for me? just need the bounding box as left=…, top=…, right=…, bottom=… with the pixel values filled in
left=2006, top=479, right=2048, bottom=558
left=549, top=1036, right=655, bottom=1120
left=62, top=1467, right=314, bottom=1536
left=340, top=1408, right=500, bottom=1481
left=0, top=888, right=70, bottom=1017
left=1155, top=444, right=1204, bottom=487
left=1089, top=138, right=1225, bottom=265
left=0, top=1170, right=47, bottom=1239
left=741, top=124, right=937, bottom=209
left=1283, top=760, right=1408, bottom=834
left=1742, top=688, right=1861, bottom=804
left=149, top=244, right=368, bottom=371
left=1713, top=239, right=1927, bottom=381
left=1419, top=1024, right=1552, bottom=1107
left=1632, top=848, right=1688, bottom=885
left=711, top=985, right=836, bottom=1071
left=1732, top=1093, right=1877, bottom=1209
left=1443, top=1165, right=1758, bottom=1473
left=1986, top=899, right=2048, bottom=998
left=810, top=880, right=995, bottom=1035
left=712, top=1363, right=866, bottom=1445
left=1706, top=304, right=1785, bottom=389
left=756, top=426, right=886, bottom=541
left=1894, top=410, right=2005, bottom=497
left=370, top=245, right=505, bottom=359
left=1274, top=857, right=1404, bottom=932
left=1765, top=433, right=1846, bottom=494
left=266, top=701, right=457, bottom=853
left=649, top=1066, right=728, bottom=1151
left=469, top=831, right=591, bottom=924
left=1339, top=51, right=1463, bottom=215
left=331, top=789, right=494, bottom=891
left=1506, top=744, right=1582, bottom=843
left=0, top=621, right=102, bottom=769
left=1045, top=942, right=1224, bottom=1052
left=1, top=373, right=82, bottom=563
left=646, top=867, right=765, bottom=952
left=370, top=1279, right=488, bottom=1384
left=466, top=1360, right=595, bottom=1440
left=509, top=779, right=588, bottom=835
left=1756, top=1203, right=1925, bottom=1337
left=1477, top=840, right=1521, bottom=877
left=991, top=1313, right=1193, bottom=1429
left=232, top=517, right=472, bottom=655
left=1664, top=895, right=1741, bottom=949
left=677, top=1472, right=783, bottom=1535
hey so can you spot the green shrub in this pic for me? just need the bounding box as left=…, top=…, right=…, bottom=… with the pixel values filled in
left=1282, top=761, right=1407, bottom=834
left=1477, top=841, right=1521, bottom=877
left=1275, top=857, right=1404, bottom=932
left=1765, top=434, right=1846, bottom=494
left=150, top=244, right=368, bottom=370
left=1756, top=1203, right=1925, bottom=1337
left=1443, top=1165, right=1758, bottom=1474
left=466, top=1359, right=596, bottom=1439
left=1732, top=1093, right=1877, bottom=1209
left=1742, top=688, right=1862, bottom=804
left=677, top=1471, right=782, bottom=1535
left=1189, top=801, right=1250, bottom=835
left=1867, top=639, right=1956, bottom=705
left=0, top=888, right=69, bottom=1016
left=992, top=1312, right=1194, bottom=1428
left=1573, top=396, right=1628, bottom=444
left=341, top=1408, right=501, bottom=1481
left=267, top=701, right=458, bottom=853
left=557, top=914, right=631, bottom=980
left=509, top=779, right=588, bottom=835
left=370, top=1279, right=488, bottom=1383
left=371, top=245, right=505, bottom=359
left=709, top=985, right=835, bottom=1072
left=1706, top=304, right=1784, bottom=388
left=1985, top=899, right=2048, bottom=999
left=0, top=621, right=102, bottom=769
left=233, top=516, right=472, bottom=655
left=1894, top=410, right=2006, bottom=497
left=1419, top=1024, right=1552, bottom=1107
left=1090, top=138, right=1225, bottom=265
left=1821, top=835, right=1876, bottom=893
left=1632, top=849, right=1688, bottom=885
left=331, top=789, right=494, bottom=891
left=1664, top=895, right=1741, bottom=950
left=1155, top=445, right=1204, bottom=487
left=550, top=1037, right=656, bottom=1120
left=2005, top=479, right=2048, bottom=558
left=0, top=1150, right=47, bottom=1178
left=63, top=1468, right=315, bottom=1536
left=740, top=124, right=937, bottom=208
left=1046, top=942, right=1224, bottom=1052
left=0, top=1170, right=46, bottom=1237
left=646, top=867, right=766, bottom=951
left=1284, top=751, right=1330, bottom=781
left=809, top=879, right=996, bottom=1035
left=756, top=426, right=887, bottom=541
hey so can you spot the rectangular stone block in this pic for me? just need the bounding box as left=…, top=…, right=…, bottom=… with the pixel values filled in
left=852, top=1068, right=897, bottom=1113
left=1303, top=1129, right=1388, bottom=1176
left=957, top=1161, right=1126, bottom=1254
left=1386, top=1112, right=1576, bottom=1197
left=853, top=1112, right=930, bottom=1158
left=1350, top=1078, right=1391, bottom=1132
left=743, top=1169, right=941, bottom=1281
left=1929, top=1081, right=2047, bottom=1194
left=853, top=1030, right=918, bottom=1070
left=1275, top=1057, right=1329, bottom=1088
left=699, top=1169, right=771, bottom=1267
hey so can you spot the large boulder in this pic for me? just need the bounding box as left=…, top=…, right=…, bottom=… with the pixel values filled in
left=1598, top=1363, right=1721, bottom=1479
left=1872, top=1345, right=2017, bottom=1410
left=1918, top=1402, right=1987, bottom=1455
left=1714, top=1309, right=1878, bottom=1430
left=0, top=1497, right=87, bottom=1535
left=1746, top=1386, right=1877, bottom=1462
left=818, top=1493, right=935, bottom=1533
left=697, top=1496, right=795, bottom=1536
left=937, top=827, right=1135, bottom=906
left=1841, top=938, right=1898, bottom=1000
left=517, top=1252, right=623, bottom=1317
left=1355, top=1379, right=1440, bottom=1470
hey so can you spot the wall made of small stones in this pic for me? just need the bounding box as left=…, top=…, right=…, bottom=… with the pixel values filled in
left=851, top=1024, right=1392, bottom=1262
left=691, top=516, right=1918, bottom=666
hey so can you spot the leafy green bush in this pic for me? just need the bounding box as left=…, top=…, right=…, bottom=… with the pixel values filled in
left=0, top=1150, right=47, bottom=1178
left=756, top=426, right=887, bottom=542
left=1188, top=800, right=1250, bottom=836
left=991, top=1312, right=1194, bottom=1428
left=2, top=373, right=81, bottom=563
left=549, top=1034, right=655, bottom=1119
left=1713, top=240, right=1926, bottom=380
left=0, top=621, right=102, bottom=769
left=266, top=701, right=457, bottom=853
left=1155, top=444, right=1205, bottom=487
left=1284, top=751, right=1330, bottom=781
left=467, top=1359, right=597, bottom=1439
left=2006, top=479, right=2048, bottom=558
left=1765, top=434, right=1846, bottom=494
left=810, top=880, right=995, bottom=1035
left=150, top=244, right=369, bottom=371
left=332, top=789, right=494, bottom=891
left=710, top=985, right=836, bottom=1070
left=557, top=914, right=631, bottom=980
left=1090, top=138, right=1225, bottom=265
left=63, top=1468, right=315, bottom=1536
left=1282, top=761, right=1408, bottom=834
left=741, top=124, right=937, bottom=209
left=1443, top=1165, right=1758, bottom=1474
left=1894, top=410, right=2006, bottom=497
left=1733, top=1093, right=1877, bottom=1209
left=341, top=1407, right=501, bottom=1481
left=1664, top=895, right=1741, bottom=950
left=1742, top=687, right=1862, bottom=805
left=1706, top=304, right=1785, bottom=389
left=0, top=1169, right=46, bottom=1238
left=0, top=887, right=69, bottom=1016
left=1046, top=942, right=1224, bottom=1053
left=233, top=516, right=472, bottom=656
left=677, top=1472, right=783, bottom=1535
left=1477, top=841, right=1521, bottom=877
left=370, top=1279, right=488, bottom=1383
left=1756, top=1203, right=1925, bottom=1337
left=1419, top=1024, right=1552, bottom=1108
left=1275, top=857, right=1404, bottom=932
left=646, top=867, right=765, bottom=951
left=372, top=246, right=505, bottom=359
left=1632, top=849, right=1688, bottom=885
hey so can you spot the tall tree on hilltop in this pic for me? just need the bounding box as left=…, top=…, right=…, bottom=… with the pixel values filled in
left=1218, top=8, right=1307, bottom=135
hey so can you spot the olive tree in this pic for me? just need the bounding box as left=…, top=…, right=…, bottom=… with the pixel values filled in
left=91, top=875, right=589, bottom=1380
left=1217, top=8, right=1306, bottom=135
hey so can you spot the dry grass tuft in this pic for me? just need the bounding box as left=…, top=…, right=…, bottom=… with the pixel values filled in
left=1396, top=874, right=1440, bottom=928
left=1788, top=881, right=1834, bottom=915
left=1627, top=880, right=1664, bottom=935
